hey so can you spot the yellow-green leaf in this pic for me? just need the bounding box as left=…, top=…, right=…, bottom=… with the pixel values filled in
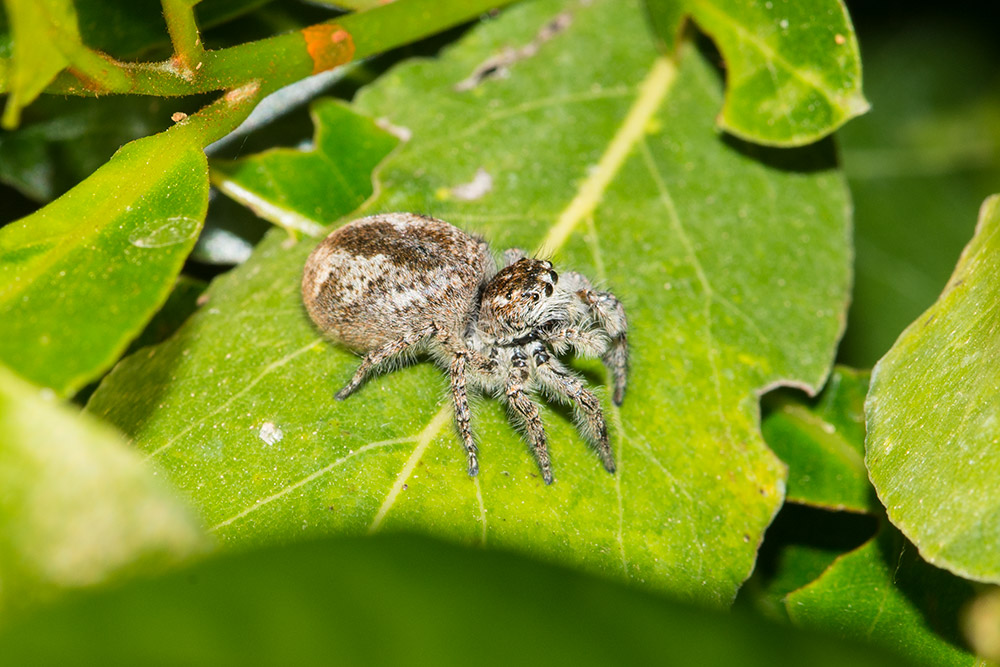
left=0, top=128, right=209, bottom=396
left=88, top=0, right=851, bottom=604
left=0, top=365, right=207, bottom=621
left=2, top=0, right=79, bottom=127
left=866, top=195, right=1000, bottom=584
left=645, top=0, right=869, bottom=146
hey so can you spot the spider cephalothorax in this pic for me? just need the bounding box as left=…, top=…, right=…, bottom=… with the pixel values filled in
left=302, top=213, right=628, bottom=484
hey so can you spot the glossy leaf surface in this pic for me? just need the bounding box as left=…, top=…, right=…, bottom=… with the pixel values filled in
left=0, top=366, right=206, bottom=621
left=762, top=367, right=875, bottom=513
left=0, top=534, right=913, bottom=667
left=866, top=195, right=1000, bottom=584
left=0, top=127, right=209, bottom=396
left=644, top=0, right=868, bottom=146
left=89, top=0, right=851, bottom=604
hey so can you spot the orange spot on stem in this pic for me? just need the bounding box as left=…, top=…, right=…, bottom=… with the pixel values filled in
left=302, top=24, right=356, bottom=75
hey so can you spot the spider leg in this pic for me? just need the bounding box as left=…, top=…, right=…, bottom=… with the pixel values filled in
left=449, top=352, right=479, bottom=477
left=541, top=326, right=609, bottom=357
left=530, top=344, right=615, bottom=474
left=504, top=348, right=553, bottom=484
left=335, top=324, right=435, bottom=400
left=561, top=271, right=629, bottom=405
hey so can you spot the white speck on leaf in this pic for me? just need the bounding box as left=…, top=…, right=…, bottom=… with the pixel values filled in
left=449, top=168, right=493, bottom=201
left=258, top=422, right=283, bottom=445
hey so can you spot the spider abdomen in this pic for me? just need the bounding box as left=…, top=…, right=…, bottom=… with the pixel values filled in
left=301, top=213, right=493, bottom=351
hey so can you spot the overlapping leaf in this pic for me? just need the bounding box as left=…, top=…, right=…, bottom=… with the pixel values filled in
left=0, top=95, right=179, bottom=202
left=0, top=366, right=207, bottom=622
left=0, top=125, right=209, bottom=396
left=0, top=534, right=911, bottom=666
left=786, top=526, right=977, bottom=666
left=89, top=0, right=851, bottom=604
left=752, top=381, right=977, bottom=664
left=645, top=0, right=868, bottom=146
left=866, top=195, right=1000, bottom=583
left=762, top=367, right=876, bottom=512
left=212, top=99, right=400, bottom=236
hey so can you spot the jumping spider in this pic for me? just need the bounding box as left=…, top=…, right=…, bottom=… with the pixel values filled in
left=302, top=212, right=628, bottom=484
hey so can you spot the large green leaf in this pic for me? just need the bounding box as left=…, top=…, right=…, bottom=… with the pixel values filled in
left=837, top=20, right=1000, bottom=367
left=866, top=195, right=1000, bottom=584
left=761, top=367, right=876, bottom=513
left=786, top=525, right=978, bottom=667
left=644, top=0, right=868, bottom=146
left=0, top=533, right=913, bottom=666
left=88, top=0, right=851, bottom=604
left=0, top=365, right=206, bottom=622
left=0, top=125, right=209, bottom=396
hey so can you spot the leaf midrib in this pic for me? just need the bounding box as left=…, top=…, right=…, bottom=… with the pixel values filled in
left=368, top=55, right=678, bottom=533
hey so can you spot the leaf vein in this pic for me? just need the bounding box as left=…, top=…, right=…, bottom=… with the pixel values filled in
left=210, top=436, right=415, bottom=531
left=144, top=338, right=324, bottom=460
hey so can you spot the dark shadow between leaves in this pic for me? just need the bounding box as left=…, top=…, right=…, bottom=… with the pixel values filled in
left=874, top=525, right=977, bottom=656
left=753, top=504, right=878, bottom=585
left=689, top=29, right=840, bottom=173
left=721, top=135, right=839, bottom=175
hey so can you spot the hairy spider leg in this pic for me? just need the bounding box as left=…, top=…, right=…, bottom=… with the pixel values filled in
left=504, top=348, right=553, bottom=484
left=449, top=352, right=479, bottom=477
left=334, top=324, right=437, bottom=400
left=531, top=345, right=615, bottom=474
left=562, top=271, right=629, bottom=405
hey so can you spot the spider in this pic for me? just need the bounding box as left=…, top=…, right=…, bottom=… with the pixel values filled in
left=301, top=212, right=628, bottom=484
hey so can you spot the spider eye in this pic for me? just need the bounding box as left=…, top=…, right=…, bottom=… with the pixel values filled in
left=531, top=292, right=540, bottom=302
left=544, top=283, right=554, bottom=297
left=505, top=291, right=513, bottom=300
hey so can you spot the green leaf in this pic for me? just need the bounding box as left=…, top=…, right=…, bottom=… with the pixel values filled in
left=0, top=95, right=178, bottom=202
left=645, top=0, right=868, bottom=146
left=866, top=195, right=1000, bottom=584
left=211, top=99, right=400, bottom=236
left=837, top=20, right=1000, bottom=367
left=761, top=367, right=876, bottom=512
left=0, top=365, right=207, bottom=622
left=88, top=0, right=851, bottom=604
left=2, top=0, right=79, bottom=127
left=786, top=524, right=978, bottom=667
left=0, top=534, right=914, bottom=667
left=125, top=275, right=207, bottom=354
left=0, top=126, right=209, bottom=396
left=740, top=505, right=877, bottom=622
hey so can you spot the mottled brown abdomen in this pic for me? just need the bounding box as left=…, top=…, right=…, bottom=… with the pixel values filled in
left=302, top=213, right=494, bottom=351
